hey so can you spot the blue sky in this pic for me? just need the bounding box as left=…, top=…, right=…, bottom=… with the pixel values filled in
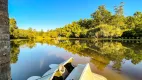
left=9, top=0, right=142, bottom=31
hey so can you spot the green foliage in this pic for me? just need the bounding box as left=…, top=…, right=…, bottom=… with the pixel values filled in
left=77, top=19, right=93, bottom=29
left=91, top=5, right=112, bottom=25
left=10, top=18, right=18, bottom=38
left=122, top=28, right=142, bottom=37
left=10, top=2, right=142, bottom=39
left=110, top=15, right=126, bottom=29
left=9, top=18, right=54, bottom=40
left=126, top=16, right=135, bottom=28
left=87, top=24, right=123, bottom=38
left=110, top=2, right=126, bottom=29
left=133, top=12, right=142, bottom=28
left=53, top=22, right=87, bottom=38
left=39, top=29, right=44, bottom=36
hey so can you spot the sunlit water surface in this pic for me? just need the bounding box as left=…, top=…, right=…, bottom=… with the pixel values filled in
left=10, top=40, right=142, bottom=80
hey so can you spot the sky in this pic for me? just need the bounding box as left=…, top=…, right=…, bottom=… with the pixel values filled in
left=9, top=0, right=142, bottom=31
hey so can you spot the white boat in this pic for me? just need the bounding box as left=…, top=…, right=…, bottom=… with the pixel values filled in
left=27, top=57, right=107, bottom=80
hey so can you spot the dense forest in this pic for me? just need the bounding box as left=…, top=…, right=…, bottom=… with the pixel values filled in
left=10, top=2, right=142, bottom=39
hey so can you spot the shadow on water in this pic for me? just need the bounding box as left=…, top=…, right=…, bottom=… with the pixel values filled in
left=10, top=39, right=142, bottom=80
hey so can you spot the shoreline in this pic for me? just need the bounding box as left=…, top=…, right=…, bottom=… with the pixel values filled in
left=10, top=38, right=142, bottom=41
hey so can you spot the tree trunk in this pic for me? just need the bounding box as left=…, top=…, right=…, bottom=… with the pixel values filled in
left=0, top=0, right=11, bottom=80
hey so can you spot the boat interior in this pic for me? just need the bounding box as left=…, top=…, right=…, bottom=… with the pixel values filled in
left=27, top=58, right=107, bottom=80
left=52, top=63, right=74, bottom=80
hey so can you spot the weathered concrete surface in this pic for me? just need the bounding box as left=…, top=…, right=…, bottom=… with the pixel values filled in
left=0, top=0, right=11, bottom=80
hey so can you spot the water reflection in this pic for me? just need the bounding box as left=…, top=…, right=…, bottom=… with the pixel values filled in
left=10, top=40, right=36, bottom=63
left=47, top=39, right=142, bottom=70
left=10, top=39, right=142, bottom=80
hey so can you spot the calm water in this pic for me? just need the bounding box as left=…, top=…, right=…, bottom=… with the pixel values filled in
left=10, top=39, right=142, bottom=80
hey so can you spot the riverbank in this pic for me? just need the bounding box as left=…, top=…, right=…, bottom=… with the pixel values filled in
left=10, top=37, right=142, bottom=42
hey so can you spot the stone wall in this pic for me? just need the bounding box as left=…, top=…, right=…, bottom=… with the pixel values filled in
left=0, top=0, right=11, bottom=80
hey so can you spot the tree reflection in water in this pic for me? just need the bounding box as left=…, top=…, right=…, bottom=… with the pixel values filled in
left=10, top=39, right=142, bottom=71
left=10, top=40, right=36, bottom=63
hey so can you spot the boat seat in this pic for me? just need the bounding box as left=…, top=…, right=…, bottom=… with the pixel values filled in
left=66, top=63, right=107, bottom=80
left=65, top=64, right=86, bottom=80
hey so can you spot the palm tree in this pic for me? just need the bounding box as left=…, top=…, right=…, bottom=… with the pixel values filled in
left=0, top=0, right=11, bottom=80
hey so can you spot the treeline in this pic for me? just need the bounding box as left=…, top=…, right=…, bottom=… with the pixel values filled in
left=10, top=2, right=142, bottom=39
left=51, top=2, right=142, bottom=38
left=10, top=18, right=51, bottom=40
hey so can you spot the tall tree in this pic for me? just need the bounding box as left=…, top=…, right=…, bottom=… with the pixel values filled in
left=114, top=2, right=124, bottom=16
left=0, top=0, right=11, bottom=80
left=111, top=2, right=126, bottom=29
left=91, top=5, right=112, bottom=25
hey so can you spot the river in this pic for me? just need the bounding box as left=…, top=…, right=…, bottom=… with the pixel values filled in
left=10, top=39, right=142, bottom=80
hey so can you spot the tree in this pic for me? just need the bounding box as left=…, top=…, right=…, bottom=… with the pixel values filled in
left=77, top=19, right=93, bottom=29
left=39, top=29, right=44, bottom=36
left=91, top=5, right=112, bottom=25
left=126, top=16, right=135, bottom=29
left=133, top=12, right=142, bottom=28
left=87, top=24, right=123, bottom=38
left=110, top=2, right=126, bottom=29
left=0, top=0, right=11, bottom=80
left=114, top=2, right=124, bottom=16
left=122, top=28, right=142, bottom=37
left=10, top=18, right=18, bottom=38
left=28, top=27, right=34, bottom=39
left=51, top=31, right=58, bottom=38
